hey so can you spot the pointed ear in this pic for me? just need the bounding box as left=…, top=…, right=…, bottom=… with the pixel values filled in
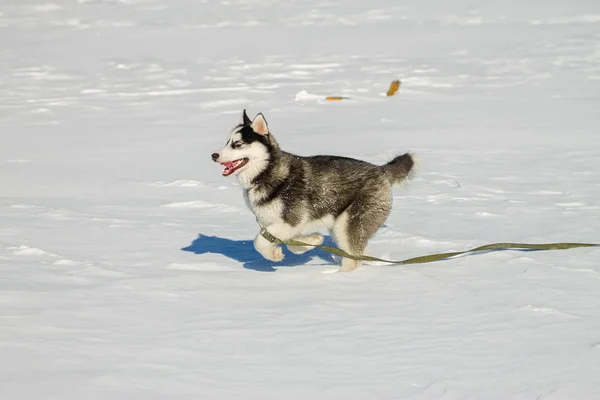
left=251, top=113, right=269, bottom=136
left=241, top=109, right=252, bottom=125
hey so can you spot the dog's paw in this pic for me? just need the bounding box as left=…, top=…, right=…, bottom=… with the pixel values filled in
left=338, top=259, right=360, bottom=272
left=263, top=246, right=284, bottom=262
left=287, top=233, right=324, bottom=254
left=305, top=233, right=324, bottom=246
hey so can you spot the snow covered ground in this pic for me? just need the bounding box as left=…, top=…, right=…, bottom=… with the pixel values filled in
left=1, top=0, right=600, bottom=398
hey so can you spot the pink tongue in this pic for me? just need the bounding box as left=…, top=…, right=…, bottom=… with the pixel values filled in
left=222, top=161, right=235, bottom=168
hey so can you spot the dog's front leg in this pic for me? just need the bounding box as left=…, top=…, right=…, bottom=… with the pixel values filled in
left=254, top=223, right=296, bottom=262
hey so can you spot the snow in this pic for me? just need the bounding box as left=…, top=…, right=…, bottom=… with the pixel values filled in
left=1, top=0, right=600, bottom=398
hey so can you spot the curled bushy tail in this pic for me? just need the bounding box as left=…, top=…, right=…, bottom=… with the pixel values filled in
left=382, top=152, right=418, bottom=185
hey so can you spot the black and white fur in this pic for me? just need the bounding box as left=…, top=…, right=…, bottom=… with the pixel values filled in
left=211, top=110, right=417, bottom=272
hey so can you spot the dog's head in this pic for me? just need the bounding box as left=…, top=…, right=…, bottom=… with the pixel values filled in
left=211, top=110, right=275, bottom=178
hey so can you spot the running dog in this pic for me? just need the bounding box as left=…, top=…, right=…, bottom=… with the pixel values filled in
left=211, top=110, right=417, bottom=272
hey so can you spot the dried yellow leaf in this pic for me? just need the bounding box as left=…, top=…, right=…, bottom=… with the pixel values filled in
left=386, top=80, right=401, bottom=97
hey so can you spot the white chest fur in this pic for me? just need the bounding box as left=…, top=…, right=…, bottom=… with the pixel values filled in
left=243, top=188, right=284, bottom=226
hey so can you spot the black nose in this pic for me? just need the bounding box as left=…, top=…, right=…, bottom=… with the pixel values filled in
left=211, top=153, right=219, bottom=161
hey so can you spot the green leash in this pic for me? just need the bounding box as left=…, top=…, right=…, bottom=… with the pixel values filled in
left=259, top=228, right=598, bottom=265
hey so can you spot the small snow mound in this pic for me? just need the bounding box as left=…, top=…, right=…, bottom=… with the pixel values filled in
left=556, top=202, right=585, bottom=208
left=80, top=88, right=105, bottom=94
left=13, top=246, right=56, bottom=257
left=162, top=201, right=240, bottom=213
left=295, top=90, right=324, bottom=102
left=164, top=180, right=203, bottom=187
left=521, top=305, right=559, bottom=315
left=10, top=204, right=38, bottom=209
left=34, top=4, right=63, bottom=12
left=162, top=200, right=213, bottom=209
left=414, top=237, right=450, bottom=247
left=150, top=180, right=203, bottom=188
left=53, top=259, right=79, bottom=266
left=475, top=211, right=500, bottom=217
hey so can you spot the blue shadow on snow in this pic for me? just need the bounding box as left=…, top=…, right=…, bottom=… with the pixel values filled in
left=181, top=233, right=338, bottom=272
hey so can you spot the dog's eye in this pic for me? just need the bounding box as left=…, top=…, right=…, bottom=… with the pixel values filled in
left=231, top=141, right=242, bottom=148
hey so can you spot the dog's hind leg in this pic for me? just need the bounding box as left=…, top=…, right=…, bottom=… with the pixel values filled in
left=286, top=233, right=324, bottom=255
left=332, top=190, right=392, bottom=272
left=331, top=212, right=361, bottom=272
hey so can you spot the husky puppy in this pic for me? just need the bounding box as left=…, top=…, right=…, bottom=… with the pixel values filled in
left=211, top=110, right=416, bottom=272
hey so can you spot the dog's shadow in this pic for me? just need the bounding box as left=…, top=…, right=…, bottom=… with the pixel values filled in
left=181, top=233, right=338, bottom=272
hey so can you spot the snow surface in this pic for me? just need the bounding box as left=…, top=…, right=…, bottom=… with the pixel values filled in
left=1, top=0, right=600, bottom=398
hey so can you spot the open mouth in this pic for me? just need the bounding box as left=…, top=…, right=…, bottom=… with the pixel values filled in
left=220, top=158, right=249, bottom=176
